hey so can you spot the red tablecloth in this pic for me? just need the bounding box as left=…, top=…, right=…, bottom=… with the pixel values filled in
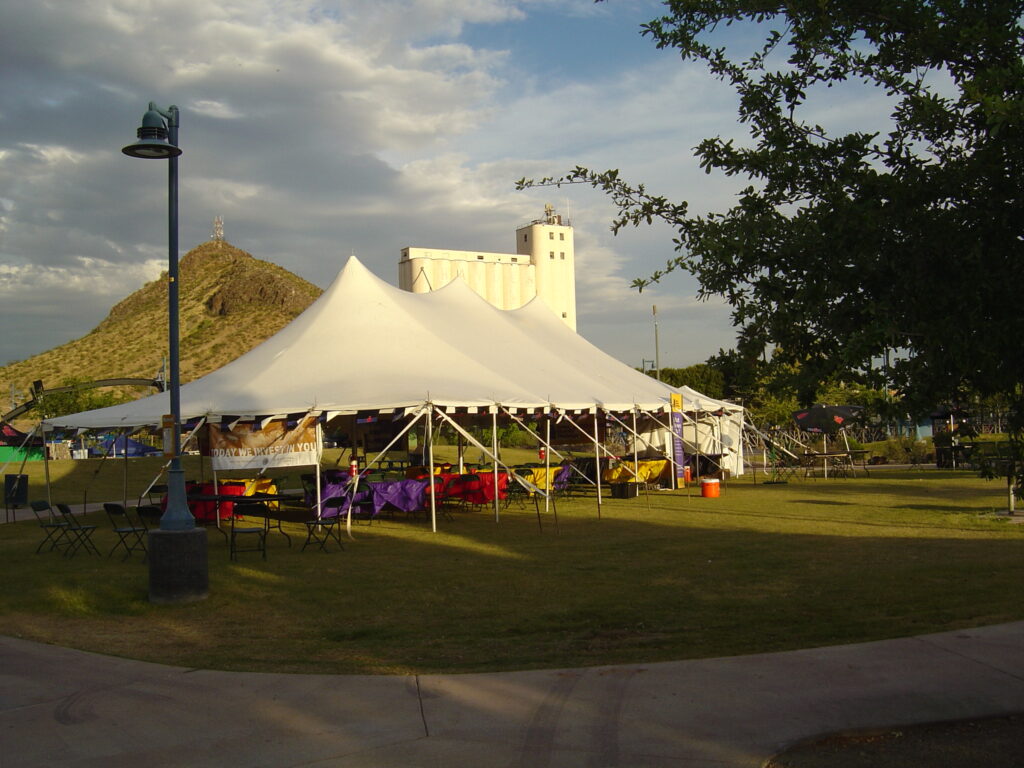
left=182, top=482, right=246, bottom=522
left=434, top=472, right=507, bottom=505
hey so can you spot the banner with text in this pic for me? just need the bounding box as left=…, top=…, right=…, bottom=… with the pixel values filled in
left=670, top=393, right=687, bottom=482
left=208, top=415, right=318, bottom=471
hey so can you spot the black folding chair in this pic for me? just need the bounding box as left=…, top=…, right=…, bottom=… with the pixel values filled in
left=346, top=480, right=377, bottom=524
left=302, top=496, right=345, bottom=552
left=503, top=471, right=532, bottom=509
left=103, top=502, right=147, bottom=560
left=146, top=483, right=168, bottom=505
left=415, top=476, right=447, bottom=521
left=134, top=504, right=163, bottom=531
left=458, top=474, right=487, bottom=511
left=54, top=503, right=100, bottom=558
left=29, top=499, right=70, bottom=554
left=229, top=501, right=268, bottom=561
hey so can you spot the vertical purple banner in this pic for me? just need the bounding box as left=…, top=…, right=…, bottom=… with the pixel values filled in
left=670, top=393, right=686, bottom=481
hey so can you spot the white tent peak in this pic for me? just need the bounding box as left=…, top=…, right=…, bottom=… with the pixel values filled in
left=44, top=258, right=741, bottom=442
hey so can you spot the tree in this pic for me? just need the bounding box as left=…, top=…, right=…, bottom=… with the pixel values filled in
left=644, top=363, right=725, bottom=397
left=31, top=378, right=128, bottom=420
left=519, top=0, right=1024, bottom=419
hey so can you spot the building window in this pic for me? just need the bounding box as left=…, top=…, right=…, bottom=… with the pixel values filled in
left=477, top=255, right=484, bottom=260
left=561, top=312, right=567, bottom=318
left=560, top=253, right=565, bottom=259
left=549, top=232, right=554, bottom=240
left=523, top=234, right=528, bottom=242
left=549, top=252, right=555, bottom=259
left=559, top=233, right=564, bottom=241
left=511, top=257, right=518, bottom=263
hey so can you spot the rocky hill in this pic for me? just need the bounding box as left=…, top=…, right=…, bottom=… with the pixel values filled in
left=0, top=241, right=323, bottom=412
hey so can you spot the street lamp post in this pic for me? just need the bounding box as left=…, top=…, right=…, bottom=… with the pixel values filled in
left=123, top=102, right=208, bottom=604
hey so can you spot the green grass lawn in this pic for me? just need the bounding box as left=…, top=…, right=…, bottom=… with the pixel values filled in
left=2, top=468, right=1022, bottom=675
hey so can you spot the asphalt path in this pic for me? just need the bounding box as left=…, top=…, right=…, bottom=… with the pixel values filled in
left=3, top=622, right=1023, bottom=767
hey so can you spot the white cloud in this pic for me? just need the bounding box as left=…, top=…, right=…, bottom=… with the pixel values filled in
left=0, top=0, right=752, bottom=368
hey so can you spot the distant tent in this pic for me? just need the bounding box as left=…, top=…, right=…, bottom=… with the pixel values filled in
left=0, top=423, right=30, bottom=446
left=90, top=435, right=160, bottom=458
left=0, top=422, right=45, bottom=462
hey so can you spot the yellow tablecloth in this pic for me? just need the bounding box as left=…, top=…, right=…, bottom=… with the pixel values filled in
left=222, top=477, right=280, bottom=508
left=601, top=459, right=669, bottom=484
left=517, top=466, right=561, bottom=491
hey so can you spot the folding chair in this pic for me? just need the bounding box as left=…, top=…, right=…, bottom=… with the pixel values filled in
left=146, top=483, right=168, bottom=505
left=419, top=475, right=456, bottom=521
left=503, top=470, right=532, bottom=509
left=458, top=473, right=486, bottom=511
left=347, top=480, right=377, bottom=524
left=229, top=501, right=268, bottom=561
left=550, top=464, right=573, bottom=500
left=54, top=503, right=101, bottom=558
left=29, top=499, right=70, bottom=554
left=766, top=448, right=799, bottom=483
left=302, top=496, right=345, bottom=552
left=103, top=502, right=148, bottom=560
left=134, top=504, right=163, bottom=531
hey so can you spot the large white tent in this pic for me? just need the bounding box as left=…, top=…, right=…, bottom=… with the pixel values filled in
left=44, top=257, right=743, bottom=473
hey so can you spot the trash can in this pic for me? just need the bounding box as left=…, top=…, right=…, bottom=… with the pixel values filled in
left=700, top=478, right=720, bottom=498
left=610, top=482, right=639, bottom=499
left=4, top=474, right=28, bottom=521
left=5, top=474, right=28, bottom=507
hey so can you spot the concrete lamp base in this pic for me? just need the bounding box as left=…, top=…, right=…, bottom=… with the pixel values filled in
left=148, top=528, right=209, bottom=604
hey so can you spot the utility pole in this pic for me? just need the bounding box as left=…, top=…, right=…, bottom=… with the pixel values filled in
left=653, top=305, right=661, bottom=381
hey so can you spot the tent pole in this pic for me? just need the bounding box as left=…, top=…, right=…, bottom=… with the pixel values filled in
left=427, top=405, right=436, bottom=533
left=592, top=407, right=602, bottom=519
left=425, top=412, right=437, bottom=529
left=432, top=409, right=521, bottom=508
left=362, top=409, right=428, bottom=475
left=644, top=409, right=727, bottom=476
left=599, top=412, right=643, bottom=480
left=501, top=406, right=593, bottom=488
left=340, top=409, right=425, bottom=536
left=696, top=412, right=703, bottom=482
left=123, top=428, right=129, bottom=508
left=491, top=407, right=500, bottom=522
left=315, top=421, right=323, bottom=521
left=43, top=426, right=53, bottom=509
left=632, top=408, right=640, bottom=484
left=545, top=415, right=552, bottom=515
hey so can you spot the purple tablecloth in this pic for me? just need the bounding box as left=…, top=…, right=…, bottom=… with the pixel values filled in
left=315, top=477, right=428, bottom=517
left=370, top=478, right=429, bottom=514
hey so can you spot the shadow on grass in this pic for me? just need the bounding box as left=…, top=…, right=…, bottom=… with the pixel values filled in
left=2, top=478, right=1023, bottom=676
left=790, top=499, right=855, bottom=506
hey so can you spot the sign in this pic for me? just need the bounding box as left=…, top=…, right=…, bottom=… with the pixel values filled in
left=208, top=415, right=319, bottom=471
left=162, top=414, right=175, bottom=457
left=670, top=393, right=686, bottom=483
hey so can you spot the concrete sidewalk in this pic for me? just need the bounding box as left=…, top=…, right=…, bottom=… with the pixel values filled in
left=2, top=622, right=1022, bottom=767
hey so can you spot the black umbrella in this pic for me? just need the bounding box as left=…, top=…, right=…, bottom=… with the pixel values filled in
left=792, top=404, right=863, bottom=434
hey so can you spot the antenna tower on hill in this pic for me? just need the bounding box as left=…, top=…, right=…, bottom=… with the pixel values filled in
left=212, top=216, right=224, bottom=245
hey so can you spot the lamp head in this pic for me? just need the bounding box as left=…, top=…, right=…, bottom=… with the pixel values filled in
left=122, top=107, right=181, bottom=159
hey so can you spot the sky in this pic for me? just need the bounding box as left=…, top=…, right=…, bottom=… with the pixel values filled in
left=1, top=0, right=774, bottom=374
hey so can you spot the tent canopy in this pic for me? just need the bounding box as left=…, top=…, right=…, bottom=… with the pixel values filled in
left=44, top=257, right=742, bottom=430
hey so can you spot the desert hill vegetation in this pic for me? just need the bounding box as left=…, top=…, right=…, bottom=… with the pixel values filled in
left=0, top=240, right=322, bottom=418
